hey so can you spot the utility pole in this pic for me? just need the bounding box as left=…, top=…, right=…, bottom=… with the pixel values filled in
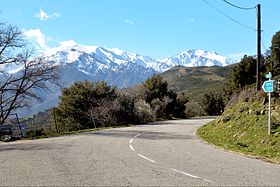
left=256, top=4, right=261, bottom=90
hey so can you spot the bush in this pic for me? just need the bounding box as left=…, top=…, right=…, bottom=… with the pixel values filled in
left=26, top=128, right=47, bottom=139
left=52, top=78, right=188, bottom=133
left=134, top=100, right=153, bottom=123
left=185, top=101, right=205, bottom=118
left=88, top=91, right=139, bottom=127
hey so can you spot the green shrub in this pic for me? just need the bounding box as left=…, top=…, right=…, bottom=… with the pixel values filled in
left=26, top=128, right=47, bottom=138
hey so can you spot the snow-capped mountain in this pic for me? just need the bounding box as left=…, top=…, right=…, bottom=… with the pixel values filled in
left=42, top=40, right=159, bottom=88
left=6, top=40, right=236, bottom=77
left=160, top=49, right=234, bottom=70
left=43, top=40, right=235, bottom=76
left=15, top=40, right=235, bottom=116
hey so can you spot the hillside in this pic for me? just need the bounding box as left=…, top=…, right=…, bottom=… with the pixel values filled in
left=14, top=41, right=236, bottom=117
left=161, top=65, right=235, bottom=101
left=17, top=64, right=236, bottom=130
left=197, top=88, right=280, bottom=163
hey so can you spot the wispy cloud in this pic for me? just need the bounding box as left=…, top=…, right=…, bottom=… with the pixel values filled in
left=24, top=29, right=49, bottom=50
left=34, top=8, right=60, bottom=21
left=226, top=52, right=246, bottom=62
left=124, top=19, right=134, bottom=25
left=188, top=18, right=195, bottom=22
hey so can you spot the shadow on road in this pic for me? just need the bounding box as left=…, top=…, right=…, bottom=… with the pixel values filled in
left=86, top=129, right=197, bottom=141
left=0, top=142, right=71, bottom=152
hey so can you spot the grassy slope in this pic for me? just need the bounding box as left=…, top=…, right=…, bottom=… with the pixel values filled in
left=197, top=90, right=280, bottom=163
left=161, top=65, right=234, bottom=101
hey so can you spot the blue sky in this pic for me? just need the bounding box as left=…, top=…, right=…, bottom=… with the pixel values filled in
left=1, top=0, right=279, bottom=60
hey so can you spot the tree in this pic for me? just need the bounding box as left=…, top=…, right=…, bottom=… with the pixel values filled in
left=0, top=23, right=59, bottom=125
left=53, top=81, right=117, bottom=131
left=271, top=31, right=280, bottom=75
left=143, top=75, right=186, bottom=119
left=230, top=55, right=256, bottom=89
left=202, top=92, right=224, bottom=116
left=144, top=75, right=169, bottom=104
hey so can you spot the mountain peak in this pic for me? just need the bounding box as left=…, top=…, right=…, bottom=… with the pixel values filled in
left=44, top=40, right=98, bottom=58
left=42, top=40, right=235, bottom=73
left=160, top=49, right=234, bottom=69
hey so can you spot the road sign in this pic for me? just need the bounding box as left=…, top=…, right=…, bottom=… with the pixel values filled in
left=262, top=72, right=274, bottom=135
left=265, top=72, right=272, bottom=79
left=262, top=80, right=275, bottom=93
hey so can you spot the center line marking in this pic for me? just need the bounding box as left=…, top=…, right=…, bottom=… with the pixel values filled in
left=134, top=134, right=141, bottom=138
left=171, top=168, right=214, bottom=183
left=129, top=145, right=135, bottom=151
left=203, top=178, right=214, bottom=183
left=137, top=154, right=156, bottom=163
left=171, top=168, right=199, bottom=179
left=129, top=138, right=134, bottom=144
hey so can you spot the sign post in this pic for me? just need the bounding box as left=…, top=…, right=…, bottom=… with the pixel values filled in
left=268, top=89, right=271, bottom=135
left=262, top=72, right=274, bottom=135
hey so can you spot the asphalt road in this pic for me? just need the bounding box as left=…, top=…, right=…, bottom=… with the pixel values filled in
left=1, top=119, right=280, bottom=186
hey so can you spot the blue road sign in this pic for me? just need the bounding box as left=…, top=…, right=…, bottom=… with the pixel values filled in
left=262, top=80, right=274, bottom=93
left=265, top=73, right=272, bottom=79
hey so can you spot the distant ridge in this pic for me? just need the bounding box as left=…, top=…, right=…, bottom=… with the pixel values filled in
left=14, top=40, right=236, bottom=116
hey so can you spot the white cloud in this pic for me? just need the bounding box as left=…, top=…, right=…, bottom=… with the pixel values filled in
left=125, top=19, right=134, bottom=25
left=34, top=8, right=60, bottom=21
left=24, top=29, right=49, bottom=50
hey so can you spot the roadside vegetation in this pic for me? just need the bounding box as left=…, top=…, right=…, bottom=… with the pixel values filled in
left=197, top=30, right=280, bottom=163
left=50, top=75, right=187, bottom=134
left=20, top=75, right=188, bottom=138
left=22, top=70, right=229, bottom=139
left=198, top=88, right=280, bottom=163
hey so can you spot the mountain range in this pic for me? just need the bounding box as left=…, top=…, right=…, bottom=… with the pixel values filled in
left=17, top=40, right=236, bottom=116
left=45, top=40, right=234, bottom=73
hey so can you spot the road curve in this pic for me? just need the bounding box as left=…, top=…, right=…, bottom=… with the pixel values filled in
left=1, top=119, right=280, bottom=186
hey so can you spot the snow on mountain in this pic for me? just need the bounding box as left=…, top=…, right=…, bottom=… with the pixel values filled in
left=15, top=41, right=236, bottom=116
left=43, top=41, right=235, bottom=74
left=44, top=40, right=158, bottom=72
left=159, top=49, right=235, bottom=71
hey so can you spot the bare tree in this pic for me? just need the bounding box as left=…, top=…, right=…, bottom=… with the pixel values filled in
left=0, top=23, right=59, bottom=125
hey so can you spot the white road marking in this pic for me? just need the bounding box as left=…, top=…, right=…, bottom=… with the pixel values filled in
left=128, top=132, right=214, bottom=184
left=137, top=154, right=156, bottom=163
left=203, top=178, right=214, bottom=183
left=171, top=168, right=199, bottom=179
left=171, top=168, right=214, bottom=183
left=129, top=144, right=135, bottom=151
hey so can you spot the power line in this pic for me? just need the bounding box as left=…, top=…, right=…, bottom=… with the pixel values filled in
left=222, top=0, right=256, bottom=10
left=202, top=0, right=256, bottom=31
